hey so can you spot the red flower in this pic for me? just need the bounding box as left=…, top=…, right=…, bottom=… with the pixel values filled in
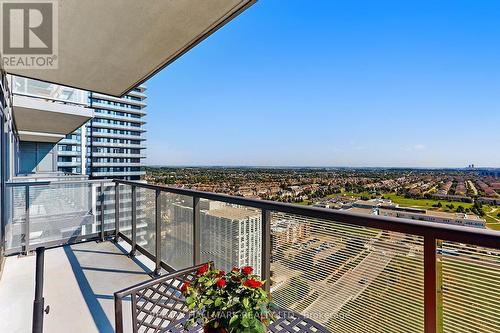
left=180, top=282, right=190, bottom=293
left=216, top=279, right=226, bottom=288
left=244, top=278, right=262, bottom=289
left=241, top=266, right=253, bottom=275
left=197, top=264, right=209, bottom=275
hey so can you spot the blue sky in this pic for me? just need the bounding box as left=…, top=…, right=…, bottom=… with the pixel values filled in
left=145, top=0, right=500, bottom=168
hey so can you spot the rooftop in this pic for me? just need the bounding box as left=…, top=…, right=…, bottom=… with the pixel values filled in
left=204, top=206, right=261, bottom=220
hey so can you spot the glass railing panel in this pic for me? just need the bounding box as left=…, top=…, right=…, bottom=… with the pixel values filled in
left=136, top=187, right=156, bottom=253
left=160, top=192, right=193, bottom=270
left=118, top=184, right=132, bottom=239
left=11, top=75, right=88, bottom=105
left=269, top=212, right=424, bottom=333
left=5, top=186, right=27, bottom=250
left=439, top=241, right=500, bottom=333
left=199, top=199, right=262, bottom=276
left=95, top=183, right=116, bottom=232
left=28, top=182, right=95, bottom=245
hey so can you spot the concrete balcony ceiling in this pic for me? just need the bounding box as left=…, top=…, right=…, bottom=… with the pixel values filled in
left=13, top=95, right=93, bottom=143
left=6, top=0, right=256, bottom=97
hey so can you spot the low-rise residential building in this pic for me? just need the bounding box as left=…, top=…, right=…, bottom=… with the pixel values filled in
left=378, top=208, right=485, bottom=228
left=271, top=219, right=310, bottom=250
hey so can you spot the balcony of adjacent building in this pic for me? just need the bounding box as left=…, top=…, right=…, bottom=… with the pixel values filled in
left=10, top=76, right=93, bottom=143
left=90, top=141, right=146, bottom=149
left=0, top=179, right=499, bottom=333
left=127, top=89, right=147, bottom=99
left=91, top=121, right=146, bottom=132
left=91, top=100, right=146, bottom=116
left=91, top=152, right=146, bottom=159
left=91, top=162, right=143, bottom=168
left=92, top=92, right=147, bottom=108
left=93, top=112, right=146, bottom=125
left=91, top=170, right=146, bottom=178
left=57, top=150, right=81, bottom=157
left=58, top=137, right=81, bottom=145
left=57, top=161, right=82, bottom=168
left=91, top=131, right=146, bottom=141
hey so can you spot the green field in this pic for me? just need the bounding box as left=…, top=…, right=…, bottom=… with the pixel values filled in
left=483, top=206, right=500, bottom=230
left=331, top=191, right=500, bottom=230
left=337, top=191, right=474, bottom=211
left=382, top=193, right=474, bottom=210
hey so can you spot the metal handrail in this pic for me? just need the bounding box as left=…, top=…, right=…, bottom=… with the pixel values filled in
left=114, top=180, right=500, bottom=250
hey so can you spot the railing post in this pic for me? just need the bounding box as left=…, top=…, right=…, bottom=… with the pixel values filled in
left=130, top=185, right=136, bottom=257
left=193, top=196, right=200, bottom=265
left=154, top=189, right=161, bottom=275
left=23, top=185, right=30, bottom=254
left=99, top=183, right=105, bottom=241
left=424, top=234, right=437, bottom=333
left=32, top=247, right=47, bottom=333
left=114, top=182, right=120, bottom=242
left=114, top=294, right=124, bottom=333
left=261, top=209, right=271, bottom=293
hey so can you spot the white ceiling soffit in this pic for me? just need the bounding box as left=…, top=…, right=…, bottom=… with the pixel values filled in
left=5, top=0, right=255, bottom=97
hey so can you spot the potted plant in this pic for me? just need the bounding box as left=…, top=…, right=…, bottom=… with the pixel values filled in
left=181, top=263, right=275, bottom=333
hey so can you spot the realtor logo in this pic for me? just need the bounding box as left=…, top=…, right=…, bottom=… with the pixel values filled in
left=1, top=0, right=58, bottom=69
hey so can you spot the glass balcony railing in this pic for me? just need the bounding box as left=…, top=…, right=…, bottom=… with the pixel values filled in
left=113, top=181, right=499, bottom=333
left=4, top=180, right=111, bottom=252
left=10, top=76, right=88, bottom=106
left=3, top=179, right=499, bottom=333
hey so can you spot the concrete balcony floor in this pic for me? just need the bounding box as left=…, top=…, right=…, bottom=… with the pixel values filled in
left=0, top=241, right=155, bottom=333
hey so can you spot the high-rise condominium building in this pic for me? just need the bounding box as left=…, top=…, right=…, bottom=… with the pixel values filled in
left=12, top=76, right=147, bottom=180
left=167, top=200, right=262, bottom=275
left=86, top=87, right=147, bottom=180
left=200, top=205, right=262, bottom=276
left=56, top=87, right=147, bottom=179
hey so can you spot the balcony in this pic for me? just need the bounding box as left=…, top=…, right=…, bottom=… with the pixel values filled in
left=92, top=152, right=146, bottom=159
left=91, top=101, right=146, bottom=116
left=10, top=76, right=93, bottom=143
left=1, top=180, right=498, bottom=333
left=92, top=92, right=147, bottom=108
left=91, top=121, right=146, bottom=132
left=91, top=162, right=142, bottom=168
left=90, top=141, right=146, bottom=149
left=93, top=112, right=146, bottom=125
left=57, top=161, right=81, bottom=167
left=59, top=138, right=81, bottom=145
left=57, top=150, right=81, bottom=157
left=127, top=90, right=147, bottom=99
left=91, top=171, right=146, bottom=177
left=91, top=131, right=146, bottom=141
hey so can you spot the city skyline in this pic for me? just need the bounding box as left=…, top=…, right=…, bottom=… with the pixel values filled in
left=145, top=0, right=500, bottom=167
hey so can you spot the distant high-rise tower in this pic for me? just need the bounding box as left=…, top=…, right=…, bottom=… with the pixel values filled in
left=55, top=86, right=147, bottom=180
left=86, top=87, right=147, bottom=180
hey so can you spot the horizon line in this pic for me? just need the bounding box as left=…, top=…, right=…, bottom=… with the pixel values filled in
left=144, top=165, right=500, bottom=170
